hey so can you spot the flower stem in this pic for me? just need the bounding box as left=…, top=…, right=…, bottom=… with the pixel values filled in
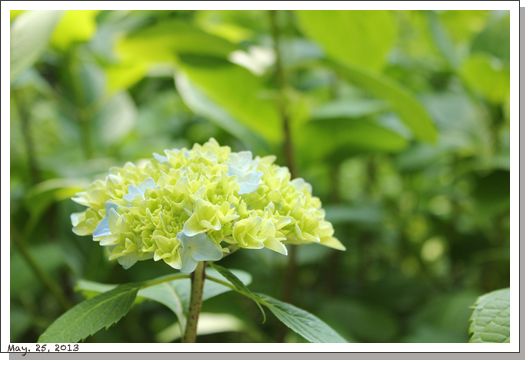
left=182, top=261, right=207, bottom=343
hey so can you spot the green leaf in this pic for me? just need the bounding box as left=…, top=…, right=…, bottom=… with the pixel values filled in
left=75, top=268, right=253, bottom=335
left=10, top=10, right=64, bottom=82
left=470, top=14, right=510, bottom=63
left=312, top=99, right=388, bottom=121
left=296, top=10, right=397, bottom=71
left=427, top=11, right=459, bottom=70
left=24, top=179, right=88, bottom=232
left=105, top=62, right=149, bottom=93
left=156, top=313, right=246, bottom=343
left=177, top=57, right=282, bottom=144
left=299, top=117, right=409, bottom=161
left=208, top=263, right=266, bottom=322
left=93, top=92, right=137, bottom=146
left=256, top=294, right=348, bottom=343
left=174, top=72, right=269, bottom=153
left=38, top=283, right=142, bottom=343
left=10, top=10, right=26, bottom=21
left=50, top=10, right=100, bottom=50
left=116, top=20, right=239, bottom=64
left=469, top=288, right=510, bottom=343
left=323, top=59, right=438, bottom=143
left=461, top=54, right=510, bottom=103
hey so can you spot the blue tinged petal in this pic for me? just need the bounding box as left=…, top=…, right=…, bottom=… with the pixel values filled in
left=123, top=178, right=156, bottom=202
left=93, top=217, right=110, bottom=238
left=117, top=254, right=139, bottom=269
left=93, top=202, right=119, bottom=238
left=238, top=182, right=260, bottom=194
left=179, top=249, right=199, bottom=274
left=138, top=178, right=156, bottom=193
left=153, top=153, right=169, bottom=163
left=177, top=232, right=223, bottom=263
left=105, top=201, right=119, bottom=214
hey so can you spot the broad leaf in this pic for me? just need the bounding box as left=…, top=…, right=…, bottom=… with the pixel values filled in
left=427, top=11, right=459, bottom=70
left=256, top=294, right=347, bottom=343
left=311, top=99, right=388, bottom=121
left=178, top=57, right=282, bottom=144
left=208, top=263, right=266, bottom=322
left=93, top=92, right=138, bottom=146
left=470, top=14, right=510, bottom=63
left=461, top=54, right=510, bottom=104
left=75, top=268, right=253, bottom=334
left=24, top=179, right=88, bottom=232
left=10, top=10, right=64, bottom=82
left=38, top=283, right=142, bottom=343
left=323, top=59, right=438, bottom=143
left=50, top=10, right=100, bottom=50
left=116, top=20, right=239, bottom=64
left=175, top=72, right=269, bottom=154
left=296, top=10, right=397, bottom=71
left=469, top=288, right=510, bottom=343
left=299, top=117, right=409, bottom=162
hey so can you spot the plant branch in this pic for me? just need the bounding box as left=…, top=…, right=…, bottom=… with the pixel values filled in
left=182, top=261, right=206, bottom=343
left=140, top=274, right=191, bottom=290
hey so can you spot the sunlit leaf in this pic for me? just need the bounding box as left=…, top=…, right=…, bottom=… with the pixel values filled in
left=296, top=10, right=397, bottom=71
left=177, top=58, right=282, bottom=144
left=116, top=20, right=239, bottom=64
left=105, top=62, right=149, bottom=93
left=10, top=10, right=26, bottom=21
left=469, top=288, right=510, bottom=343
left=50, top=10, right=101, bottom=50
left=175, top=72, right=269, bottom=154
left=10, top=10, right=63, bottom=82
left=461, top=54, right=510, bottom=103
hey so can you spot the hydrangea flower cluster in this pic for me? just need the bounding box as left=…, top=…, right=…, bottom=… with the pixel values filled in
left=71, top=139, right=345, bottom=273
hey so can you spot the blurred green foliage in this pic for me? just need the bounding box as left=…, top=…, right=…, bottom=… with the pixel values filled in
left=10, top=9, right=510, bottom=343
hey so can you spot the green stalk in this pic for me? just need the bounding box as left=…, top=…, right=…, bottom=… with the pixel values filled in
left=182, top=261, right=207, bottom=343
left=140, top=274, right=191, bottom=290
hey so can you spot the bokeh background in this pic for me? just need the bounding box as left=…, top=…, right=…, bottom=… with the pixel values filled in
left=10, top=9, right=510, bottom=343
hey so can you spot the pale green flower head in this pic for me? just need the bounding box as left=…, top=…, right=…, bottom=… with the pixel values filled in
left=71, top=138, right=346, bottom=271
